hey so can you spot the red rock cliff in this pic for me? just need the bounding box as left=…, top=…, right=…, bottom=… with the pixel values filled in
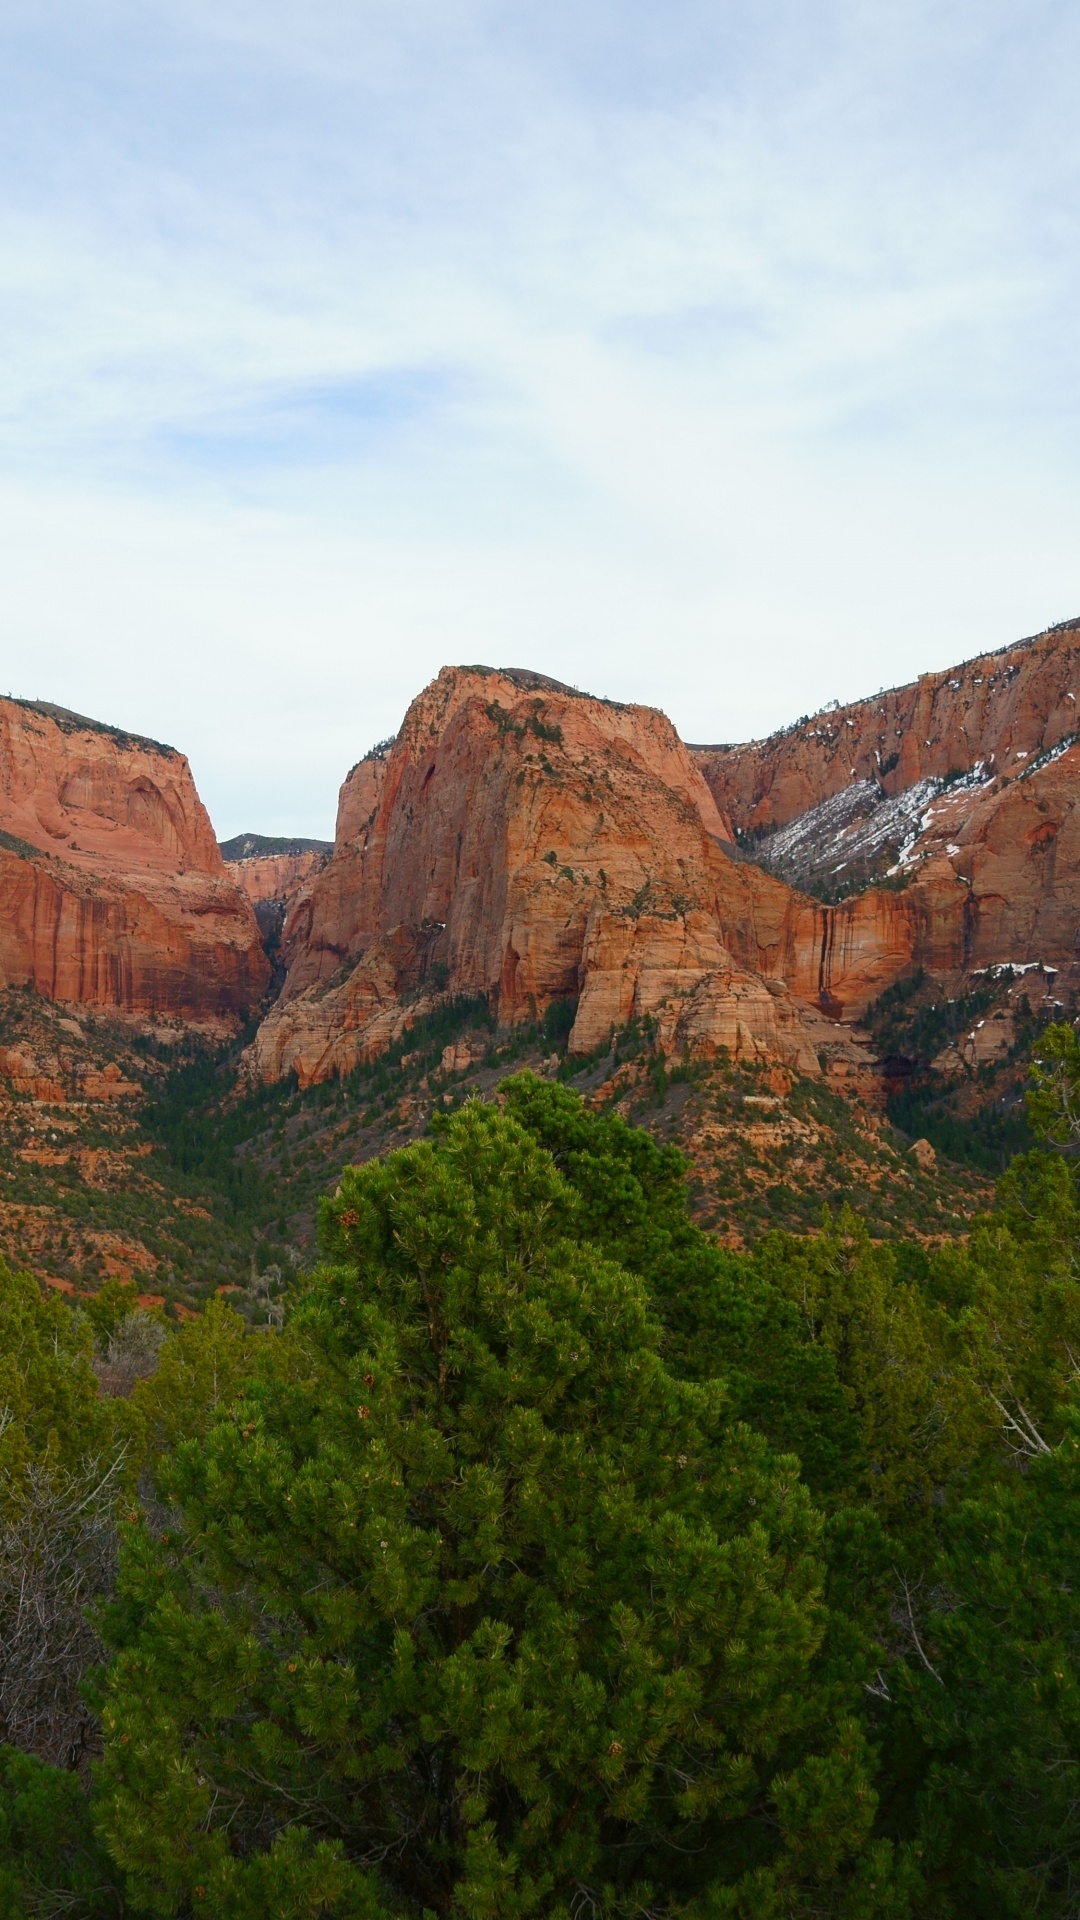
left=690, top=618, right=1080, bottom=1015
left=695, top=618, right=1080, bottom=833
left=0, top=699, right=269, bottom=1020
left=225, top=848, right=330, bottom=910
left=250, top=667, right=830, bottom=1084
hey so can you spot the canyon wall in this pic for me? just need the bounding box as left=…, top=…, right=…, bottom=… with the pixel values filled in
left=690, top=620, right=1080, bottom=1010
left=14, top=614, right=1070, bottom=1073
left=220, top=836, right=333, bottom=960
left=250, top=667, right=835, bottom=1085
left=0, top=700, right=269, bottom=1020
left=694, top=618, right=1080, bottom=833
left=252, top=626, right=1080, bottom=1082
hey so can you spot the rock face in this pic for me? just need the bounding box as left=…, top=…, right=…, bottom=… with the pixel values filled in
left=693, top=619, right=1080, bottom=1015
left=249, top=667, right=826, bottom=1085
left=334, top=744, right=394, bottom=848
left=695, top=617, right=1080, bottom=833
left=220, top=835, right=333, bottom=956
left=250, top=619, right=1080, bottom=1084
left=0, top=700, right=269, bottom=1020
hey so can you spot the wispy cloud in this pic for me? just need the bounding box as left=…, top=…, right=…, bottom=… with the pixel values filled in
left=1, top=0, right=1078, bottom=833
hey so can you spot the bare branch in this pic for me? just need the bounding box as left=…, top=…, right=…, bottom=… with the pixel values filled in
left=987, top=1390, right=1053, bottom=1459
left=0, top=1453, right=122, bottom=1767
left=898, top=1575, right=944, bottom=1686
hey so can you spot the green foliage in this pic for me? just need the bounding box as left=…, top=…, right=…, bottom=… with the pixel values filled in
left=0, top=1259, right=114, bottom=1487
left=751, top=1214, right=989, bottom=1539
left=0, top=1746, right=122, bottom=1918
left=15, top=1023, right=1080, bottom=1915
left=499, top=1076, right=865, bottom=1504
left=539, top=997, right=577, bottom=1048
left=82, top=1278, right=142, bottom=1349
left=864, top=973, right=1029, bottom=1172
left=129, top=1295, right=255, bottom=1471
left=883, top=1092, right=1032, bottom=1174
left=95, top=1103, right=902, bottom=1918
left=1027, top=1018, right=1080, bottom=1146
left=894, top=1407, right=1080, bottom=1918
left=139, top=1047, right=275, bottom=1223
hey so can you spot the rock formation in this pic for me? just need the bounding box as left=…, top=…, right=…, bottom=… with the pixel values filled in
left=691, top=618, right=1080, bottom=1015
left=249, top=667, right=834, bottom=1086
left=220, top=835, right=333, bottom=958
left=16, top=611, right=1071, bottom=1077
left=694, top=616, right=1080, bottom=833
left=0, top=699, right=269, bottom=1020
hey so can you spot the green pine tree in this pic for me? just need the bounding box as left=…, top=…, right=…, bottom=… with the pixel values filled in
left=94, top=1102, right=907, bottom=1919
left=896, top=1403, right=1080, bottom=1917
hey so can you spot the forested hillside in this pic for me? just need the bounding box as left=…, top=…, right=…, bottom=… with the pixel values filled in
left=4, top=1027, right=1080, bottom=1917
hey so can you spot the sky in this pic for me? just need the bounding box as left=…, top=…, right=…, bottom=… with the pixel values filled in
left=1, top=0, right=1078, bottom=839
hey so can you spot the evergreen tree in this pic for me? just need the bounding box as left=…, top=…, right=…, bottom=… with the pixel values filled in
left=0, top=1746, right=122, bottom=1918
left=0, top=1259, right=128, bottom=1913
left=877, top=1022, right=1080, bottom=1909
left=896, top=1404, right=1080, bottom=1917
left=95, top=1103, right=906, bottom=1918
left=499, top=1077, right=865, bottom=1504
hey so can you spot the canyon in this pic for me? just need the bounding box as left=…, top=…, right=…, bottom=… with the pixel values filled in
left=220, top=833, right=332, bottom=961
left=4, top=618, right=1080, bottom=1099
left=5, top=622, right=1076, bottom=1295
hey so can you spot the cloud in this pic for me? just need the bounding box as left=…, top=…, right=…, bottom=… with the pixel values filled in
left=1, top=0, right=1078, bottom=834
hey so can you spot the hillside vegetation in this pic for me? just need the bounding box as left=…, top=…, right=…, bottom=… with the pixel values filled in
left=3, top=1022, right=1080, bottom=1914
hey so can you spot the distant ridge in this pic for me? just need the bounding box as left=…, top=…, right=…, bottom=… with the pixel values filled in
left=220, top=833, right=333, bottom=861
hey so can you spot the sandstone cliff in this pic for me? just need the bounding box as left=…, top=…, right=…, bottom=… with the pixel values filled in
left=224, top=846, right=331, bottom=912
left=220, top=835, right=333, bottom=961
left=694, top=617, right=1080, bottom=833
left=0, top=699, right=269, bottom=1020
left=250, top=667, right=838, bottom=1085
left=690, top=618, right=1080, bottom=1015
left=252, top=623, right=1080, bottom=1082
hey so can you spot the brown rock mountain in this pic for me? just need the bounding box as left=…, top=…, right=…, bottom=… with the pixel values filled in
left=249, top=666, right=870, bottom=1087
left=12, top=613, right=1078, bottom=1080
left=695, top=615, right=1080, bottom=830
left=693, top=617, right=1080, bottom=1010
left=0, top=699, right=269, bottom=1020
left=219, top=834, right=333, bottom=962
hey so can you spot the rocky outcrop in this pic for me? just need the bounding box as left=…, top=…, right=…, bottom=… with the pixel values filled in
left=335, top=745, right=394, bottom=847
left=694, top=616, right=1080, bottom=834
left=249, top=667, right=827, bottom=1085
left=689, top=619, right=1080, bottom=1016
left=220, top=836, right=333, bottom=958
left=569, top=906, right=824, bottom=1074
left=250, top=624, right=1080, bottom=1084
left=0, top=700, right=269, bottom=1020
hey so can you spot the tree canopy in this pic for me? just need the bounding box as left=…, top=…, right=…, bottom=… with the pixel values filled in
left=9, top=1026, right=1080, bottom=1916
left=94, top=1101, right=901, bottom=1918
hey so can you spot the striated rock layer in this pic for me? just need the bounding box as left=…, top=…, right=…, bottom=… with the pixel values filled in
left=692, top=619, right=1080, bottom=1014
left=250, top=667, right=837, bottom=1086
left=694, top=617, right=1080, bottom=834
left=0, top=699, right=269, bottom=1020
left=252, top=622, right=1080, bottom=1084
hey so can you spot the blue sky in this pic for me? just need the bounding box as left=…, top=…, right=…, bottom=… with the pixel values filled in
left=1, top=0, right=1078, bottom=836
